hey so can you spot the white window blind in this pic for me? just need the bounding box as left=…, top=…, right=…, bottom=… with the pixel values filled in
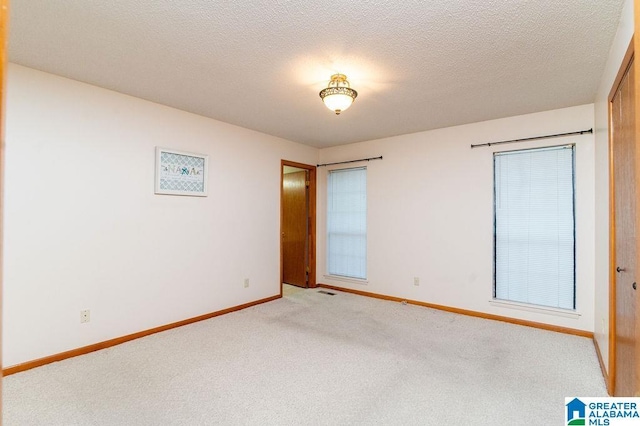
left=494, top=145, right=575, bottom=310
left=327, top=167, right=367, bottom=279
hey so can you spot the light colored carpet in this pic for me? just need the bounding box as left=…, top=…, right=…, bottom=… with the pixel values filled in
left=4, top=287, right=607, bottom=425
left=282, top=283, right=306, bottom=296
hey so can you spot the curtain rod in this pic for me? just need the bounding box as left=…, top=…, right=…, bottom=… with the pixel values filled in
left=317, top=156, right=383, bottom=167
left=470, top=128, right=593, bottom=149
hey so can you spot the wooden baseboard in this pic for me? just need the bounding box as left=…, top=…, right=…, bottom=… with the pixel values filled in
left=593, top=337, right=612, bottom=395
left=3, top=294, right=281, bottom=376
left=318, top=284, right=594, bottom=338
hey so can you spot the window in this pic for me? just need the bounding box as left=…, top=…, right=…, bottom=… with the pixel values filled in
left=494, top=145, right=575, bottom=310
left=327, top=167, right=367, bottom=279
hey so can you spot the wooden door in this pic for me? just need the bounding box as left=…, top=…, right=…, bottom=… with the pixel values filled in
left=282, top=170, right=308, bottom=287
left=611, top=56, right=638, bottom=397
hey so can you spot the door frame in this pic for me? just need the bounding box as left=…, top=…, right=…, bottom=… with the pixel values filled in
left=280, top=160, right=317, bottom=294
left=635, top=3, right=640, bottom=397
left=608, top=36, right=638, bottom=396
left=0, top=0, right=8, bottom=419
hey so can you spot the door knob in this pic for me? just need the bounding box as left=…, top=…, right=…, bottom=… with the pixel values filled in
left=616, top=266, right=626, bottom=273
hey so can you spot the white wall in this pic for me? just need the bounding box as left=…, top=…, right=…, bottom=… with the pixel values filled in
left=317, top=104, right=596, bottom=332
left=593, top=0, right=634, bottom=373
left=6, top=37, right=627, bottom=366
left=3, top=64, right=318, bottom=366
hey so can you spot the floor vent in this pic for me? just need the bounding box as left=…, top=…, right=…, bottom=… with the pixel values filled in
left=318, top=290, right=336, bottom=296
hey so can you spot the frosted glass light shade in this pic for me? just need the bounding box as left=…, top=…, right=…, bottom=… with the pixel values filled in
left=322, top=92, right=355, bottom=114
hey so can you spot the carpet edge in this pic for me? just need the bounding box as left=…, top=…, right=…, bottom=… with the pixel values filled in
left=3, top=294, right=282, bottom=376
left=317, top=283, right=594, bottom=338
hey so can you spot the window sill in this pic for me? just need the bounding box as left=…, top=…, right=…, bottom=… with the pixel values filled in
left=323, top=275, right=369, bottom=285
left=489, top=299, right=581, bottom=319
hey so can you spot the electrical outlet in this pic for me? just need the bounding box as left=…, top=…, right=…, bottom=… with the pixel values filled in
left=244, top=278, right=250, bottom=288
left=80, top=309, right=90, bottom=324
left=414, top=277, right=420, bottom=286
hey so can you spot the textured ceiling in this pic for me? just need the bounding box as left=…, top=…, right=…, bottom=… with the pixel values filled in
left=9, top=0, right=625, bottom=148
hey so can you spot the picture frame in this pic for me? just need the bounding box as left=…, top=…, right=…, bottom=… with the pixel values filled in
left=155, top=147, right=209, bottom=196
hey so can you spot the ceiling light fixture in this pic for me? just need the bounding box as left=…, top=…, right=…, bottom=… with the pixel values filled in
left=319, top=74, right=358, bottom=115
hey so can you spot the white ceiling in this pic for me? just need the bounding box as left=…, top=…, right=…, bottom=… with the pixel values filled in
left=9, top=0, right=625, bottom=148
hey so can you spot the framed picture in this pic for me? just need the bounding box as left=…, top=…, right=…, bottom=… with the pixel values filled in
left=155, top=147, right=208, bottom=196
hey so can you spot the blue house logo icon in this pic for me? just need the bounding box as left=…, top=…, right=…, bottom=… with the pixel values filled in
left=566, top=398, right=586, bottom=425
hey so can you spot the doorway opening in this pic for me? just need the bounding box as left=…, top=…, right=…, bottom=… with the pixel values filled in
left=280, top=160, right=317, bottom=294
